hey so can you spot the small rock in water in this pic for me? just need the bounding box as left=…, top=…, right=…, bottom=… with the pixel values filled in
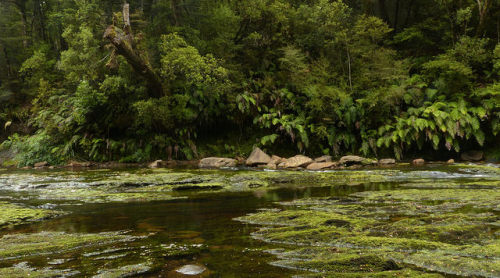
left=149, top=160, right=163, bottom=168
left=339, top=155, right=366, bottom=165
left=447, top=159, right=455, bottom=164
left=34, top=161, right=49, bottom=168
left=175, top=264, right=207, bottom=275
left=412, top=158, right=425, bottom=165
left=461, top=150, right=484, bottom=161
left=306, top=162, right=337, bottom=170
left=378, top=158, right=396, bottom=165
left=199, top=157, right=237, bottom=168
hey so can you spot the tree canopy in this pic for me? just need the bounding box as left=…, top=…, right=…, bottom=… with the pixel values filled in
left=0, top=0, right=499, bottom=165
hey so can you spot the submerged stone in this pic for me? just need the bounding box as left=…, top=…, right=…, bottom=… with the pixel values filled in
left=93, top=263, right=152, bottom=278
left=175, top=264, right=207, bottom=275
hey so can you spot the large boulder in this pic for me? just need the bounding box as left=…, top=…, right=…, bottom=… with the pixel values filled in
left=246, top=147, right=271, bottom=166
left=199, top=157, right=237, bottom=168
left=461, top=151, right=484, bottom=162
left=306, top=162, right=337, bottom=170
left=281, top=155, right=313, bottom=168
left=314, top=155, right=333, bottom=163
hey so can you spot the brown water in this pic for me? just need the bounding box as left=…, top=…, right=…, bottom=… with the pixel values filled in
left=0, top=165, right=498, bottom=277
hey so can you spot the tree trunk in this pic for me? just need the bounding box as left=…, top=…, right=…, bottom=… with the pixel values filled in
left=103, top=3, right=165, bottom=98
left=476, top=0, right=491, bottom=37
left=393, top=0, right=400, bottom=32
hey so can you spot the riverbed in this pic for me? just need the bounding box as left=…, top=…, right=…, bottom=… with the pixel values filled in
left=0, top=164, right=498, bottom=277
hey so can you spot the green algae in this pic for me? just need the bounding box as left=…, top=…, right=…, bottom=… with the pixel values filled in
left=0, top=202, right=60, bottom=228
left=449, top=163, right=500, bottom=175
left=0, top=263, right=77, bottom=278
left=399, top=180, right=500, bottom=189
left=237, top=181, right=500, bottom=277
left=92, top=263, right=152, bottom=278
left=0, top=166, right=498, bottom=277
left=0, top=231, right=137, bottom=260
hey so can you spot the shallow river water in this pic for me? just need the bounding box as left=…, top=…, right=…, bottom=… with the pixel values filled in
left=0, top=164, right=498, bottom=277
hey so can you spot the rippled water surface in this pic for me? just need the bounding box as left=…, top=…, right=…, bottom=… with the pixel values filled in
left=0, top=164, right=498, bottom=277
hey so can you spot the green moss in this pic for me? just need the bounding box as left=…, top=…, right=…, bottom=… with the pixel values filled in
left=0, top=231, right=136, bottom=259
left=0, top=264, right=74, bottom=278
left=449, top=163, right=500, bottom=175
left=160, top=243, right=207, bottom=258
left=0, top=202, right=60, bottom=228
left=237, top=179, right=500, bottom=277
left=399, top=180, right=500, bottom=189
left=92, top=263, right=152, bottom=278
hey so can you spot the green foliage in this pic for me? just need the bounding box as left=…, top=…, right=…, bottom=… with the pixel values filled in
left=377, top=100, right=488, bottom=159
left=1, top=0, right=499, bottom=163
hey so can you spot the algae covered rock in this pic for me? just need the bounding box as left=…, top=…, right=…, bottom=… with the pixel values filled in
left=236, top=174, right=500, bottom=277
left=0, top=231, right=137, bottom=260
left=246, top=147, right=271, bottom=166
left=199, top=157, right=237, bottom=168
left=0, top=202, right=60, bottom=228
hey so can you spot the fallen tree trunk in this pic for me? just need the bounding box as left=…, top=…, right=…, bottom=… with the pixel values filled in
left=103, top=3, right=165, bottom=98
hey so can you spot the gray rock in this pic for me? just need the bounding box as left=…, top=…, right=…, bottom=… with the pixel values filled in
left=314, top=155, right=333, bottom=163
left=378, top=158, right=396, bottom=165
left=246, top=147, right=271, bottom=166
left=306, top=162, right=337, bottom=170
left=175, top=264, right=207, bottom=275
left=282, top=155, right=313, bottom=168
left=199, top=157, right=237, bottom=168
left=461, top=151, right=484, bottom=161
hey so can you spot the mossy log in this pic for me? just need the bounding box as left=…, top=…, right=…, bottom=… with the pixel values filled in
left=103, top=3, right=165, bottom=98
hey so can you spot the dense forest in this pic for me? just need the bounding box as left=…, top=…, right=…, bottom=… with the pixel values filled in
left=0, top=0, right=499, bottom=166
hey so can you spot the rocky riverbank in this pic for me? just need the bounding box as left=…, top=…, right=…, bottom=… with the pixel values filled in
left=0, top=147, right=492, bottom=171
